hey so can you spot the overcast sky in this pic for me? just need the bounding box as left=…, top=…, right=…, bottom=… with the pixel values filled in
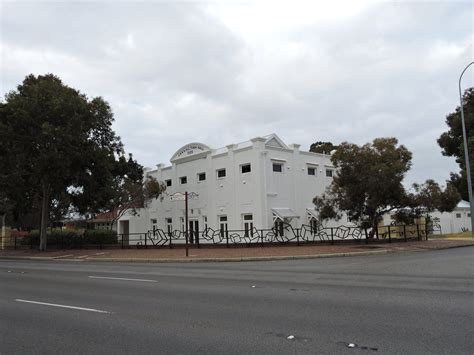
left=1, top=0, right=473, bottom=187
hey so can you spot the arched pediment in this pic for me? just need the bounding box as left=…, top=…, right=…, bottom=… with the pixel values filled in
left=170, top=142, right=211, bottom=162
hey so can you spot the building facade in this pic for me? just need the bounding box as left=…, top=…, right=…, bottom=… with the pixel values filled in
left=429, top=200, right=471, bottom=234
left=118, top=134, right=337, bottom=240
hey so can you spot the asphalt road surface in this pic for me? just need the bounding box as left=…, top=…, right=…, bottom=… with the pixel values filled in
left=1, top=247, right=473, bottom=354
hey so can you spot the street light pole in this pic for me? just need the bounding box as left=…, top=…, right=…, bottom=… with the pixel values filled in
left=458, top=62, right=474, bottom=235
left=185, top=191, right=189, bottom=257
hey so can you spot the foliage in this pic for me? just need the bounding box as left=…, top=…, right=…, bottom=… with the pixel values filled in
left=437, top=87, right=474, bottom=200
left=392, top=179, right=460, bottom=224
left=313, top=138, right=413, bottom=233
left=314, top=138, right=461, bottom=234
left=108, top=175, right=167, bottom=227
left=309, top=141, right=338, bottom=154
left=0, top=74, right=144, bottom=250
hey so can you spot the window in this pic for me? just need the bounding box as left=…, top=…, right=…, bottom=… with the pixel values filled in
left=166, top=218, right=172, bottom=236
left=219, top=216, right=228, bottom=240
left=307, top=167, right=316, bottom=176
left=326, top=169, right=333, bottom=177
left=273, top=163, right=283, bottom=172
left=180, top=176, right=187, bottom=184
left=309, top=218, right=318, bottom=234
left=468, top=213, right=471, bottom=218
left=241, top=164, right=251, bottom=174
left=456, top=213, right=461, bottom=218
left=198, top=172, right=206, bottom=181
left=166, top=179, right=172, bottom=187
left=243, top=214, right=253, bottom=238
left=274, top=220, right=284, bottom=237
left=217, top=168, right=226, bottom=178
left=180, top=217, right=185, bottom=231
left=151, top=219, right=158, bottom=236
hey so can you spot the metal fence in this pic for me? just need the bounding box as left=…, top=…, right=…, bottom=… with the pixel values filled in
left=1, top=222, right=430, bottom=250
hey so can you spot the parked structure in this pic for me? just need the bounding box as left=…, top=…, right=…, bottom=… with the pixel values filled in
left=118, top=134, right=339, bottom=241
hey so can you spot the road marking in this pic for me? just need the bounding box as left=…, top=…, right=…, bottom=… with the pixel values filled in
left=15, top=299, right=111, bottom=313
left=88, top=276, right=157, bottom=283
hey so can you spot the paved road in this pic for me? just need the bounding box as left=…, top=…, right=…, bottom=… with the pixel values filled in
left=1, top=248, right=473, bottom=354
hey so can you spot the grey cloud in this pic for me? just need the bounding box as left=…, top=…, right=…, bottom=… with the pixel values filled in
left=1, top=0, right=471, bottom=187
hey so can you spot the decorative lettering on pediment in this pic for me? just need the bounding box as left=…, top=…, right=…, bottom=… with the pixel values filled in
left=171, top=142, right=211, bottom=161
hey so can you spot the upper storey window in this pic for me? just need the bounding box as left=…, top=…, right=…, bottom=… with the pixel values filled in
left=180, top=176, right=187, bottom=184
left=241, top=164, right=251, bottom=174
left=217, top=168, right=226, bottom=178
left=273, top=163, right=283, bottom=172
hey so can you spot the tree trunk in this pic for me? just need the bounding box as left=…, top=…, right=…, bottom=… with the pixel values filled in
left=369, top=219, right=378, bottom=239
left=1, top=214, right=5, bottom=239
left=39, top=182, right=50, bottom=251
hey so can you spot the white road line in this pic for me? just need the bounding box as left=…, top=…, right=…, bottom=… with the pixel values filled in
left=88, top=276, right=157, bottom=283
left=15, top=299, right=111, bottom=313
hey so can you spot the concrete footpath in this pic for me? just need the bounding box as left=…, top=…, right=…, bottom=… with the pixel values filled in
left=1, top=239, right=473, bottom=263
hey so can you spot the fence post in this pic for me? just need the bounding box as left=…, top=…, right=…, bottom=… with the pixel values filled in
left=225, top=225, right=229, bottom=248
left=145, top=233, right=147, bottom=249
left=330, top=227, right=334, bottom=245
left=169, top=232, right=173, bottom=249
left=121, top=234, right=124, bottom=249
left=260, top=229, right=264, bottom=247
left=296, top=228, right=300, bottom=246
left=426, top=223, right=429, bottom=241
left=364, top=228, right=368, bottom=244
left=403, top=225, right=407, bottom=242
left=388, top=226, right=392, bottom=243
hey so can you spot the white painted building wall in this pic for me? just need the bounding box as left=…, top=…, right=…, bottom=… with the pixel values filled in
left=429, top=200, right=471, bottom=234
left=118, top=134, right=337, bottom=236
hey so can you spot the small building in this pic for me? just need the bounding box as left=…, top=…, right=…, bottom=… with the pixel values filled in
left=88, top=210, right=118, bottom=231
left=118, top=134, right=338, bottom=240
left=430, top=200, right=471, bottom=234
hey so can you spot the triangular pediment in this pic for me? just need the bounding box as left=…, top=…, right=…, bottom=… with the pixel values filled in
left=265, top=134, right=288, bottom=149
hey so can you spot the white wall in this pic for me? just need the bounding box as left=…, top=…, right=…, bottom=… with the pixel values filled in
left=119, top=135, right=341, bottom=234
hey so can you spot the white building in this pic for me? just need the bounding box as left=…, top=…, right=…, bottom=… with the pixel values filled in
left=430, top=200, right=472, bottom=234
left=118, top=134, right=337, bottom=242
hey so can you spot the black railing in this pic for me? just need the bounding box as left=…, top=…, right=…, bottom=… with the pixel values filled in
left=1, top=222, right=430, bottom=250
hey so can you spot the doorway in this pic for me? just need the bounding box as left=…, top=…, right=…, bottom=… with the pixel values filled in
left=189, top=220, right=199, bottom=244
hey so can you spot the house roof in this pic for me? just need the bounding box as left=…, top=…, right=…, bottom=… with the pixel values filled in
left=457, top=200, right=471, bottom=209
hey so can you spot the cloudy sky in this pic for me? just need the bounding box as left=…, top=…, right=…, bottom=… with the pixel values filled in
left=1, top=0, right=473, bottom=186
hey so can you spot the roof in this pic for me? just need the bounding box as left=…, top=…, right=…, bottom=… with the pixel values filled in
left=457, top=200, right=471, bottom=209
left=272, top=208, right=300, bottom=219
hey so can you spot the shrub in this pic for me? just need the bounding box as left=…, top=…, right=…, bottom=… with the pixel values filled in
left=83, top=229, right=118, bottom=245
left=20, top=229, right=118, bottom=247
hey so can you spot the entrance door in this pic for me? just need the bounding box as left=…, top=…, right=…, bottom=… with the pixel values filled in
left=189, top=220, right=199, bottom=244
left=119, top=220, right=129, bottom=245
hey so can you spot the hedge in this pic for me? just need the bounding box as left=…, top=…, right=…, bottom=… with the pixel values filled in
left=21, top=229, right=118, bottom=247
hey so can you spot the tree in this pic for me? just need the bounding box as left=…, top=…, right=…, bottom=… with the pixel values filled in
left=438, top=87, right=474, bottom=200
left=0, top=74, right=147, bottom=250
left=313, top=138, right=460, bottom=236
left=313, top=138, right=413, bottom=235
left=106, top=175, right=167, bottom=230
left=309, top=141, right=338, bottom=154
